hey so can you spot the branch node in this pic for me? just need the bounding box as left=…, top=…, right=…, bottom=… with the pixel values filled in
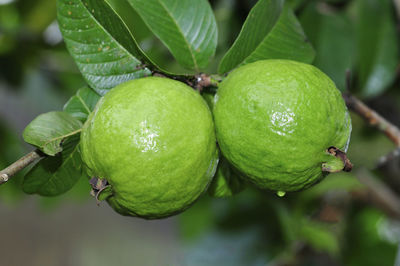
left=0, top=174, right=8, bottom=182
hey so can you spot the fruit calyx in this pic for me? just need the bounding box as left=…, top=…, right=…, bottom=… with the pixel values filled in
left=89, top=177, right=113, bottom=205
left=322, top=146, right=353, bottom=173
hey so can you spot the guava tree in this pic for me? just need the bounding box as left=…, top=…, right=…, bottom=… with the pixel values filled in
left=0, top=0, right=399, bottom=264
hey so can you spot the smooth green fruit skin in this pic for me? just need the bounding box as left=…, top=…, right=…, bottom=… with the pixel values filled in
left=81, top=77, right=218, bottom=219
left=213, top=60, right=351, bottom=192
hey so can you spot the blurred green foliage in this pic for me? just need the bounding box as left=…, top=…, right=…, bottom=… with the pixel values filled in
left=345, top=208, right=398, bottom=266
left=0, top=0, right=399, bottom=265
left=0, top=121, right=25, bottom=204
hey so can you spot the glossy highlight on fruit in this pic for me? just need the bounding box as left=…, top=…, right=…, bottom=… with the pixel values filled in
left=81, top=77, right=218, bottom=219
left=213, top=59, right=352, bottom=192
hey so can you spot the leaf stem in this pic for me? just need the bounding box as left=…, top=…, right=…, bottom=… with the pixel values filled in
left=0, top=150, right=44, bottom=185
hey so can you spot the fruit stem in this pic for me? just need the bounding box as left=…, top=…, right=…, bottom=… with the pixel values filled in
left=193, top=74, right=222, bottom=91
left=151, top=71, right=222, bottom=92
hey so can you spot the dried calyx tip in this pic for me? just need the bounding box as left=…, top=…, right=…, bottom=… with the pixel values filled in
left=89, top=177, right=111, bottom=205
left=328, top=147, right=353, bottom=172
left=322, top=147, right=353, bottom=173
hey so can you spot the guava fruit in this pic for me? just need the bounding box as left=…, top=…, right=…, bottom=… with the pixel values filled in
left=80, top=77, right=218, bottom=219
left=213, top=59, right=352, bottom=192
left=202, top=89, right=245, bottom=198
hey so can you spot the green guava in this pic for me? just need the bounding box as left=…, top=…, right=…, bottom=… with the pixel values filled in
left=202, top=92, right=245, bottom=198
left=80, top=77, right=218, bottom=219
left=213, top=59, right=352, bottom=192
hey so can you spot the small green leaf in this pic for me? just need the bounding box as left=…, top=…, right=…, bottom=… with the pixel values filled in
left=22, top=135, right=82, bottom=196
left=57, top=0, right=152, bottom=95
left=355, top=0, right=398, bottom=97
left=63, top=87, right=101, bottom=122
left=127, top=0, right=218, bottom=71
left=23, top=111, right=82, bottom=156
left=208, top=157, right=245, bottom=198
left=218, top=0, right=315, bottom=74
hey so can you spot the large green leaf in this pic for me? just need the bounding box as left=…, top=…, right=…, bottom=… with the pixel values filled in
left=218, top=0, right=315, bottom=74
left=57, top=0, right=152, bottom=95
left=127, top=0, right=218, bottom=71
left=63, top=86, right=101, bottom=122
left=23, top=111, right=82, bottom=156
left=22, top=135, right=82, bottom=196
left=300, top=3, right=355, bottom=91
left=106, top=0, right=153, bottom=42
left=300, top=219, right=339, bottom=255
left=355, top=0, right=398, bottom=97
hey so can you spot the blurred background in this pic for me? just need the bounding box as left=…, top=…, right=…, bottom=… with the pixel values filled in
left=0, top=0, right=399, bottom=265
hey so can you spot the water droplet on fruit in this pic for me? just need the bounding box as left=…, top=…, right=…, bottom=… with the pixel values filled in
left=277, top=191, right=286, bottom=197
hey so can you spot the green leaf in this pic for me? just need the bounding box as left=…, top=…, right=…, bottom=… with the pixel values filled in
left=300, top=3, right=355, bottom=91
left=57, top=0, right=152, bottom=95
left=218, top=0, right=315, bottom=74
left=208, top=157, right=245, bottom=198
left=22, top=135, right=83, bottom=196
left=126, top=0, right=218, bottom=71
left=23, top=111, right=82, bottom=156
left=355, top=0, right=398, bottom=97
left=63, top=86, right=101, bottom=122
left=300, top=219, right=339, bottom=255
left=106, top=0, right=153, bottom=42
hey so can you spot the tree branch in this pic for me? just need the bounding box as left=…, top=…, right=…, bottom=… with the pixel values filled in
left=394, top=0, right=400, bottom=20
left=344, top=70, right=400, bottom=167
left=377, top=147, right=400, bottom=168
left=0, top=150, right=43, bottom=184
left=343, top=93, right=400, bottom=147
